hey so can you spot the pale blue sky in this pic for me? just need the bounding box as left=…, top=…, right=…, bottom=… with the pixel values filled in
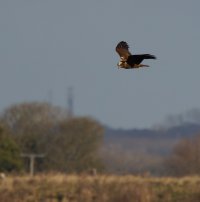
left=1, top=0, right=200, bottom=129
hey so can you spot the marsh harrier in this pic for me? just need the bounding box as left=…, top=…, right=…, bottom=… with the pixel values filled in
left=116, top=41, right=156, bottom=69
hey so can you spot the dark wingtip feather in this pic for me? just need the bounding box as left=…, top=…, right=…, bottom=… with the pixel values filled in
left=144, top=54, right=156, bottom=59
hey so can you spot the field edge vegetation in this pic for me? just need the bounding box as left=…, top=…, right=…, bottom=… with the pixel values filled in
left=1, top=174, right=200, bottom=202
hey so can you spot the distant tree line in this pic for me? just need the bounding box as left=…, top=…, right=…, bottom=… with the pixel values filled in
left=1, top=101, right=200, bottom=177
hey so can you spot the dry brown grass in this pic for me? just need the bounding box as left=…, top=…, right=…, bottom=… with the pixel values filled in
left=1, top=174, right=200, bottom=202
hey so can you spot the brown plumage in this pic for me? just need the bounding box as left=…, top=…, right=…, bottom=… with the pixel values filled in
left=116, top=41, right=156, bottom=69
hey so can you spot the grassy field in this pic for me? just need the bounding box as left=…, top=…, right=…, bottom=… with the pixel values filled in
left=1, top=174, right=200, bottom=202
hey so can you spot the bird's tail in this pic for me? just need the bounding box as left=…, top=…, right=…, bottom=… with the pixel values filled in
left=142, top=54, right=156, bottom=59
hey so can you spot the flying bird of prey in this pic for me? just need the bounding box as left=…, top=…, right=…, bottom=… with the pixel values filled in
left=116, top=41, right=156, bottom=69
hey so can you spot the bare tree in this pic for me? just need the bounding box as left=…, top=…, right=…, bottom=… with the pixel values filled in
left=46, top=117, right=104, bottom=172
left=165, top=134, right=200, bottom=176
left=1, top=102, right=66, bottom=153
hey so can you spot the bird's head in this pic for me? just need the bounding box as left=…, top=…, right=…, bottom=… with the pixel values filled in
left=117, top=61, right=123, bottom=68
left=117, top=57, right=126, bottom=67
left=117, top=60, right=131, bottom=69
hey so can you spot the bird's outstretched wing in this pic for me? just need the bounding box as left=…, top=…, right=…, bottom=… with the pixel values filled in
left=115, top=41, right=131, bottom=60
